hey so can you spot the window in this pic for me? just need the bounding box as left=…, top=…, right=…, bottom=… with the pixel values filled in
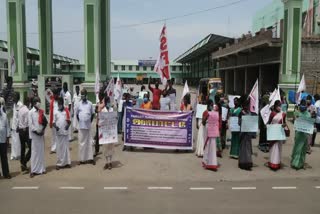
left=114, top=65, right=118, bottom=70
left=172, top=66, right=176, bottom=71
left=151, top=66, right=154, bottom=71
left=129, top=65, right=132, bottom=71
left=143, top=66, right=147, bottom=71
left=77, top=65, right=81, bottom=70
left=136, top=66, right=140, bottom=71
left=121, top=65, right=125, bottom=71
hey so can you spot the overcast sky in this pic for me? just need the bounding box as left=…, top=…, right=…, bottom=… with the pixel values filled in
left=0, top=0, right=273, bottom=62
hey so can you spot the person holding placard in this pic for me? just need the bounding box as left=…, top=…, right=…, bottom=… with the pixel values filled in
left=267, top=100, right=286, bottom=170
left=195, top=100, right=207, bottom=157
left=238, top=97, right=254, bottom=171
left=291, top=100, right=311, bottom=170
left=101, top=96, right=116, bottom=170
left=202, top=100, right=220, bottom=171
left=229, top=97, right=241, bottom=159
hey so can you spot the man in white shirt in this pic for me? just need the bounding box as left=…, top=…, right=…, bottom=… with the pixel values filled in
left=53, top=97, right=71, bottom=169
left=11, top=92, right=22, bottom=160
left=72, top=85, right=81, bottom=132
left=76, top=88, right=95, bottom=165
left=0, top=102, right=11, bottom=179
left=60, top=82, right=73, bottom=141
left=29, top=97, right=48, bottom=178
left=49, top=88, right=59, bottom=154
left=17, top=97, right=31, bottom=172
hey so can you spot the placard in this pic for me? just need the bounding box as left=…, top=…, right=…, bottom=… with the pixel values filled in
left=222, top=107, right=228, bottom=121
left=196, top=104, right=207, bottom=119
left=241, top=115, right=259, bottom=133
left=294, top=117, right=315, bottom=134
left=267, top=124, right=286, bottom=141
left=98, top=112, right=118, bottom=144
left=229, top=117, right=240, bottom=132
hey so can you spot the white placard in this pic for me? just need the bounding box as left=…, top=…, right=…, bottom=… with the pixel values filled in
left=229, top=117, right=240, bottom=132
left=98, top=112, right=118, bottom=144
left=222, top=107, right=228, bottom=121
left=241, top=115, right=259, bottom=133
left=267, top=124, right=286, bottom=141
left=196, top=104, right=207, bottom=119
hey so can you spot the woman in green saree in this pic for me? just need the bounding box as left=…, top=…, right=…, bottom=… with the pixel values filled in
left=229, top=97, right=241, bottom=159
left=291, top=99, right=310, bottom=170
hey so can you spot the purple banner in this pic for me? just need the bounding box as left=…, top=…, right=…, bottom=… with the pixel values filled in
left=124, top=108, right=193, bottom=150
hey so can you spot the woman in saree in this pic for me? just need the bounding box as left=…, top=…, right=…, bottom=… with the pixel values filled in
left=291, top=99, right=311, bottom=170
left=267, top=100, right=286, bottom=170
left=229, top=97, right=241, bottom=159
left=202, top=100, right=220, bottom=171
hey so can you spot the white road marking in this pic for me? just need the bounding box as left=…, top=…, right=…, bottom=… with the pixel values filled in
left=232, top=187, right=256, bottom=190
left=59, top=187, right=85, bottom=190
left=315, top=186, right=320, bottom=189
left=190, top=187, right=214, bottom=190
left=104, top=187, right=128, bottom=190
left=272, top=187, right=297, bottom=190
left=12, top=186, right=39, bottom=190
left=148, top=187, right=173, bottom=190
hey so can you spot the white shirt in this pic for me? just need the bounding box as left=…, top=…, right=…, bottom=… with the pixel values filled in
left=118, top=100, right=124, bottom=113
left=73, top=93, right=81, bottom=107
left=76, top=100, right=94, bottom=130
left=54, top=110, right=69, bottom=135
left=18, top=105, right=29, bottom=129
left=28, top=107, right=36, bottom=139
left=12, top=101, right=22, bottom=130
left=61, top=90, right=72, bottom=108
left=0, top=112, right=10, bottom=143
left=29, top=107, right=44, bottom=140
left=160, top=97, right=170, bottom=110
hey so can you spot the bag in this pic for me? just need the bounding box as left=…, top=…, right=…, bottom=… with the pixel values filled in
left=284, top=125, right=290, bottom=137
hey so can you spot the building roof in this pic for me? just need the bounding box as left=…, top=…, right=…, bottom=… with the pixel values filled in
left=111, top=59, right=182, bottom=66
left=175, top=34, right=233, bottom=63
left=0, top=40, right=79, bottom=64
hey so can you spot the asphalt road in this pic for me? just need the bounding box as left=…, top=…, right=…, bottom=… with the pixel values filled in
left=0, top=178, right=319, bottom=214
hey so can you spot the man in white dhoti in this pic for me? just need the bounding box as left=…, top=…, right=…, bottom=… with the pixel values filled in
left=53, top=97, right=71, bottom=170
left=72, top=86, right=81, bottom=132
left=10, top=92, right=22, bottom=160
left=76, top=89, right=95, bottom=165
left=49, top=89, right=59, bottom=154
left=60, top=82, right=73, bottom=141
left=29, top=97, right=48, bottom=178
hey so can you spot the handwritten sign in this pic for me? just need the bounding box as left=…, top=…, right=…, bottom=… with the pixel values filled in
left=294, top=117, right=315, bottom=134
left=229, top=117, right=240, bottom=132
left=196, top=104, right=207, bottom=119
left=98, top=112, right=118, bottom=144
left=267, top=124, right=286, bottom=141
left=241, top=115, right=259, bottom=133
left=222, top=107, right=228, bottom=121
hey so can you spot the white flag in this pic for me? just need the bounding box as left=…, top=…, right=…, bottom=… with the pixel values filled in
left=249, top=79, right=259, bottom=114
left=181, top=80, right=190, bottom=101
left=104, top=78, right=115, bottom=104
left=95, top=66, right=100, bottom=103
left=260, top=104, right=271, bottom=125
left=297, top=74, right=306, bottom=93
left=154, top=24, right=170, bottom=85
left=10, top=48, right=16, bottom=76
left=269, top=87, right=281, bottom=107
left=114, top=74, right=122, bottom=104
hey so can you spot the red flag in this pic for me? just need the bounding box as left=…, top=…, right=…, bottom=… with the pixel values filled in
left=154, top=24, right=170, bottom=84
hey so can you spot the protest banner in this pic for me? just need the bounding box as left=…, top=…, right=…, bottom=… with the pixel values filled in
left=294, top=117, right=315, bottom=134
left=229, top=116, right=240, bottom=132
left=196, top=104, right=207, bottom=119
left=98, top=112, right=118, bottom=144
left=267, top=124, right=286, bottom=141
left=124, top=108, right=193, bottom=150
left=241, top=115, right=259, bottom=133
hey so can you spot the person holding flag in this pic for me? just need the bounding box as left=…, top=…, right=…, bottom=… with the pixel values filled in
left=148, top=77, right=162, bottom=110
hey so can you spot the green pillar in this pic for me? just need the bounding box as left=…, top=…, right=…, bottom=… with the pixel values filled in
left=7, top=0, right=27, bottom=82
left=84, top=0, right=111, bottom=82
left=38, top=0, right=53, bottom=75
left=100, top=0, right=111, bottom=80
left=280, top=0, right=303, bottom=84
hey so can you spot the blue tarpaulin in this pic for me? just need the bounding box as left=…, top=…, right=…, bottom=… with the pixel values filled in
left=288, top=90, right=315, bottom=104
